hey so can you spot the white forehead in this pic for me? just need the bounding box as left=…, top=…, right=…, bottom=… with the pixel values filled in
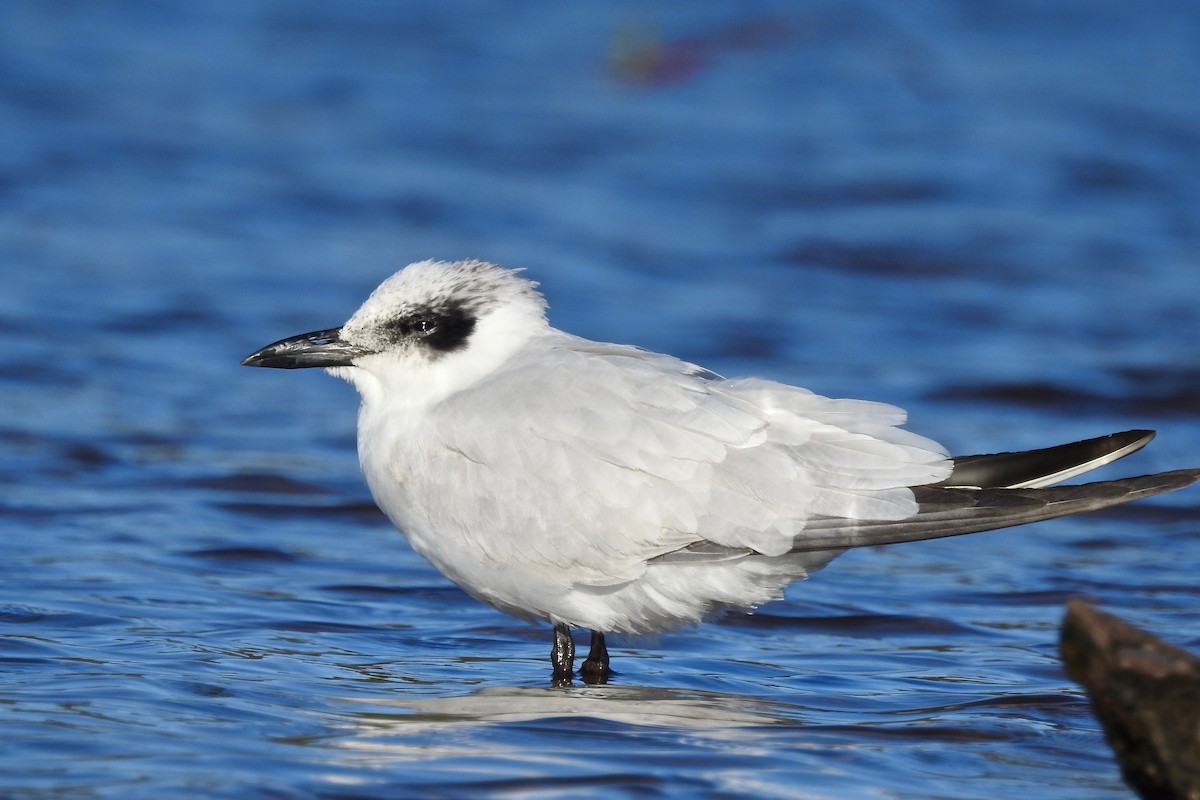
left=343, top=259, right=546, bottom=331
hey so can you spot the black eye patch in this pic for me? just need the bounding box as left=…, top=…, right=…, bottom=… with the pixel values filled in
left=382, top=303, right=477, bottom=353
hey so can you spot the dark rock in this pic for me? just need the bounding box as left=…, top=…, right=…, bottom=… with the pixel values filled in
left=1060, top=599, right=1200, bottom=800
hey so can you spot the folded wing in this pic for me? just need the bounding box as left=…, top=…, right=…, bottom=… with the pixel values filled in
left=787, top=468, right=1200, bottom=552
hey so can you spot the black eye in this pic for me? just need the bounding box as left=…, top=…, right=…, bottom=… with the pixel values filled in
left=386, top=316, right=437, bottom=338
left=381, top=304, right=476, bottom=353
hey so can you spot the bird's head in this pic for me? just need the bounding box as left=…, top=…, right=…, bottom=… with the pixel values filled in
left=242, top=259, right=549, bottom=401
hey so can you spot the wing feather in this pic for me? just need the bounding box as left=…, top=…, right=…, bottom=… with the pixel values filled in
left=417, top=333, right=952, bottom=584
left=787, top=469, right=1200, bottom=553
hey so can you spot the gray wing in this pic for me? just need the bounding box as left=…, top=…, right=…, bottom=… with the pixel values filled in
left=657, top=431, right=1197, bottom=564
left=786, top=468, right=1200, bottom=553
left=425, top=334, right=951, bottom=582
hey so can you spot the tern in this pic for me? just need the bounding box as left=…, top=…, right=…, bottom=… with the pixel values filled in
left=243, top=259, right=1200, bottom=684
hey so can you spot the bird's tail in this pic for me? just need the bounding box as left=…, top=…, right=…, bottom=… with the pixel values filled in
left=787, top=430, right=1198, bottom=553
left=790, top=468, right=1200, bottom=553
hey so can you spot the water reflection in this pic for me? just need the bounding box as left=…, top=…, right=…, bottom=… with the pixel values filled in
left=354, top=684, right=795, bottom=730
left=322, top=679, right=1030, bottom=796
left=325, top=684, right=804, bottom=777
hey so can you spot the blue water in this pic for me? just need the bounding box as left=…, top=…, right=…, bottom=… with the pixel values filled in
left=3, top=2, right=1199, bottom=797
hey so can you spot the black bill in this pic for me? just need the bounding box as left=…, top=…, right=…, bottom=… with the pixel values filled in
left=241, top=328, right=371, bottom=369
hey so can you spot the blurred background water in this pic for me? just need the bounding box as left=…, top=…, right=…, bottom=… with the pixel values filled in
left=2, top=2, right=1199, bottom=798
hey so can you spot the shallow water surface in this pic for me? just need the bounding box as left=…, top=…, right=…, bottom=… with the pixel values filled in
left=2, top=2, right=1200, bottom=798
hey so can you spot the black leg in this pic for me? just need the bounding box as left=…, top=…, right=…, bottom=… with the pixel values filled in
left=580, top=630, right=610, bottom=685
left=551, top=622, right=575, bottom=685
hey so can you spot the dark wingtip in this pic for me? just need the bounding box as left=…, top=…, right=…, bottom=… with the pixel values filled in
left=942, top=429, right=1160, bottom=490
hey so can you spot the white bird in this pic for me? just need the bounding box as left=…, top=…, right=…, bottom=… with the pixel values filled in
left=243, top=259, right=1200, bottom=684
